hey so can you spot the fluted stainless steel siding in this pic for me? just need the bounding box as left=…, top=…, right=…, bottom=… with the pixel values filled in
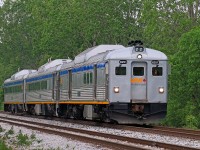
left=26, top=90, right=52, bottom=102
left=4, top=93, right=23, bottom=103
left=72, top=86, right=93, bottom=100
left=60, top=74, right=69, bottom=100
left=96, top=67, right=106, bottom=100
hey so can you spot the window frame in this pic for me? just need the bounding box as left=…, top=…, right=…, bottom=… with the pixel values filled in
left=115, top=67, right=126, bottom=76
left=152, top=67, right=163, bottom=76
left=133, top=67, right=144, bottom=76
left=83, top=72, right=93, bottom=84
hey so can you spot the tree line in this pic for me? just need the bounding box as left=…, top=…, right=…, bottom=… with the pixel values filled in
left=0, top=0, right=199, bottom=128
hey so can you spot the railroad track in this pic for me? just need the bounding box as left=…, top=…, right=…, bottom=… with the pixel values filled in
left=153, top=126, right=200, bottom=140
left=105, top=124, right=200, bottom=141
left=0, top=115, right=199, bottom=150
left=40, top=114, right=200, bottom=141
left=63, top=118, right=200, bottom=141
left=12, top=114, right=200, bottom=141
left=1, top=112, right=200, bottom=140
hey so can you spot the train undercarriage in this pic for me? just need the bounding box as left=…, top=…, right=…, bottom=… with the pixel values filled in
left=4, top=102, right=167, bottom=124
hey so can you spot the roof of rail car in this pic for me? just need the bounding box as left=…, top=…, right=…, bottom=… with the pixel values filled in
left=74, top=45, right=125, bottom=64
left=105, top=47, right=168, bottom=60
left=4, top=45, right=167, bottom=84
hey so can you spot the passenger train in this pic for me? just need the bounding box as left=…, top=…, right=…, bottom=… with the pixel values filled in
left=3, top=41, right=169, bottom=124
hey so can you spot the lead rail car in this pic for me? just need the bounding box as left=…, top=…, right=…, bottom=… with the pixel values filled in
left=3, top=42, right=169, bottom=124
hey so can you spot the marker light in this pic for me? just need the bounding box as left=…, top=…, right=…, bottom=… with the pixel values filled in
left=135, top=47, right=144, bottom=52
left=159, top=87, right=164, bottom=93
left=137, top=54, right=142, bottom=59
left=114, top=87, right=119, bottom=93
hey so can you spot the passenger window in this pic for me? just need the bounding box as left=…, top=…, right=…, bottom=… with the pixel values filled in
left=133, top=67, right=144, bottom=76
left=83, top=72, right=93, bottom=84
left=89, top=72, right=93, bottom=84
left=84, top=73, right=87, bottom=84
left=41, top=80, right=47, bottom=90
left=115, top=67, right=126, bottom=75
left=152, top=67, right=163, bottom=76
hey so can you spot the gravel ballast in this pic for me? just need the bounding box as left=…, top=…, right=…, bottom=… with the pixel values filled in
left=0, top=113, right=200, bottom=149
left=0, top=122, right=108, bottom=150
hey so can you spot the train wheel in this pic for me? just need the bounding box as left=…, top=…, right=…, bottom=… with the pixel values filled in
left=72, top=105, right=83, bottom=119
left=27, top=104, right=35, bottom=115
left=99, top=106, right=110, bottom=122
left=11, top=105, right=15, bottom=114
left=99, top=111, right=109, bottom=122
left=64, top=105, right=73, bottom=119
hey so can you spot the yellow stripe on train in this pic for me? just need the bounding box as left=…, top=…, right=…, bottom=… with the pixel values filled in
left=130, top=78, right=143, bottom=83
left=4, top=101, right=109, bottom=105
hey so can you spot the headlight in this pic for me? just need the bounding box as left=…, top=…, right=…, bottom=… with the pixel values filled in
left=137, top=54, right=142, bottom=59
left=159, top=87, right=164, bottom=93
left=114, top=87, right=119, bottom=93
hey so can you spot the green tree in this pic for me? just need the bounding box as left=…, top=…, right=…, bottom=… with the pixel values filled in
left=0, top=0, right=38, bottom=69
left=0, top=0, right=200, bottom=129
left=140, top=0, right=199, bottom=54
left=167, top=27, right=200, bottom=128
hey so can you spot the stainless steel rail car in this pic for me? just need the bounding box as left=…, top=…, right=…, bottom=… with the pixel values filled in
left=3, top=42, right=169, bottom=124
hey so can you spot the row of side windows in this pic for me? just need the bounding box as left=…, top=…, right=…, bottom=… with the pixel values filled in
left=27, top=80, right=48, bottom=91
left=5, top=70, right=97, bottom=93
left=4, top=85, right=22, bottom=94
left=5, top=80, right=51, bottom=93
left=72, top=71, right=94, bottom=88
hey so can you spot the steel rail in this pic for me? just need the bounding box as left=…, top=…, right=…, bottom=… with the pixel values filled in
left=1, top=112, right=200, bottom=140
left=0, top=116, right=199, bottom=150
left=0, top=117, right=149, bottom=150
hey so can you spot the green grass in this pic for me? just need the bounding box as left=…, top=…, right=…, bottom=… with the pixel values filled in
left=0, top=125, right=5, bottom=133
left=17, top=130, right=32, bottom=146
left=0, top=139, right=12, bottom=150
left=30, top=132, right=36, bottom=140
left=7, top=126, right=14, bottom=135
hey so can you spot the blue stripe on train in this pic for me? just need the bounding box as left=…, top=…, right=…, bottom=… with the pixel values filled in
left=4, top=63, right=106, bottom=86
left=71, top=63, right=105, bottom=73
left=26, top=74, right=53, bottom=83
left=4, top=80, right=23, bottom=87
left=60, top=70, right=68, bottom=76
left=97, top=63, right=105, bottom=68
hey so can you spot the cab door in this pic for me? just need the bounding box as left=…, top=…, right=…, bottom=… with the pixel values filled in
left=131, top=62, right=147, bottom=101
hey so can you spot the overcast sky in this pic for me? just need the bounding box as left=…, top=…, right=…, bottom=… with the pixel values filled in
left=0, top=0, right=3, bottom=6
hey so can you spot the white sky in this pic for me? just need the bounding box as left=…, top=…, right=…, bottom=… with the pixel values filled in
left=0, top=0, right=3, bottom=6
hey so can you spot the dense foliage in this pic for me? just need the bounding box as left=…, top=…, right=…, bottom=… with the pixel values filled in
left=166, top=27, right=200, bottom=129
left=0, top=0, right=199, bottom=128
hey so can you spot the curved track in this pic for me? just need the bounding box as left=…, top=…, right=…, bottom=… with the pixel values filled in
left=33, top=114, right=200, bottom=141
left=0, top=115, right=199, bottom=150
left=103, top=124, right=200, bottom=141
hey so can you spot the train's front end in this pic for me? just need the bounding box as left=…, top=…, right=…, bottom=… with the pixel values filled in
left=106, top=41, right=168, bottom=124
